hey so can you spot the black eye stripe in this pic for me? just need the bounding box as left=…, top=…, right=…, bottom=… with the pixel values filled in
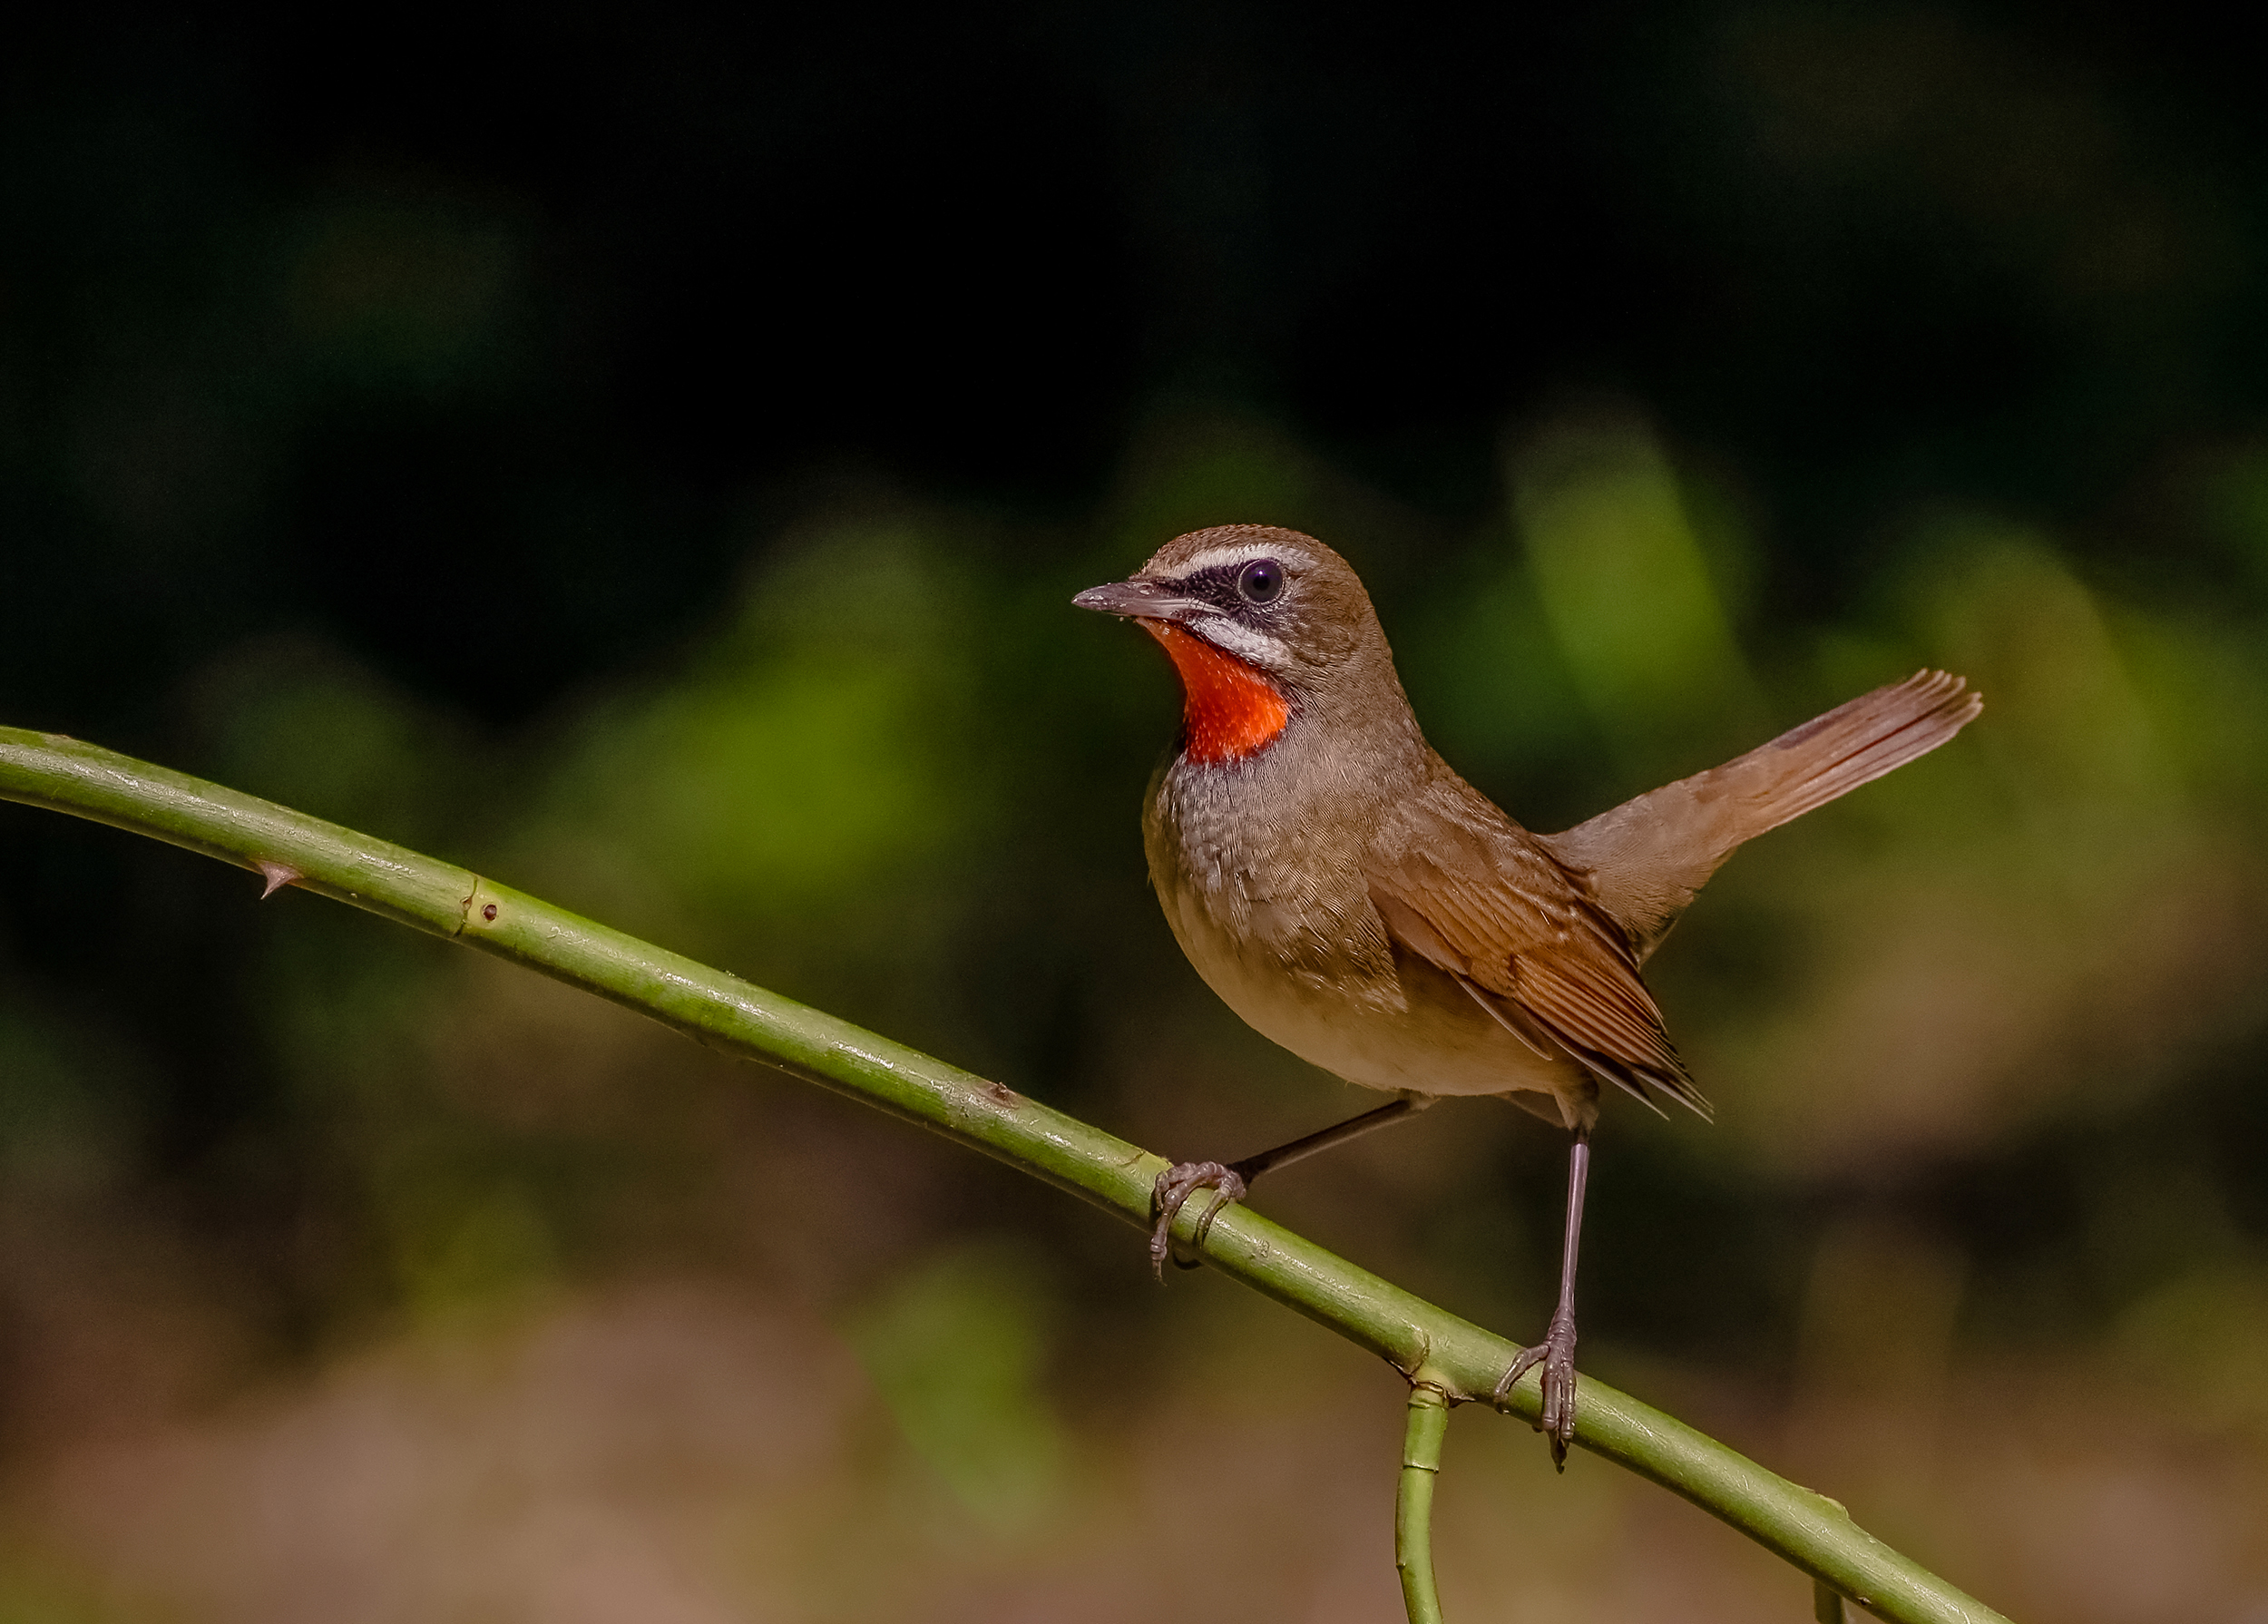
left=1176, top=560, right=1287, bottom=611
left=1172, top=564, right=1243, bottom=608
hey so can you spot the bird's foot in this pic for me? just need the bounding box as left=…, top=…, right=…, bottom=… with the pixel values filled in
left=1149, top=1160, right=1248, bottom=1279
left=1492, top=1309, right=1579, bottom=1469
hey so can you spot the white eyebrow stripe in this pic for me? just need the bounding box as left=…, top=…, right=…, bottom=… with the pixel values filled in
left=1174, top=542, right=1293, bottom=576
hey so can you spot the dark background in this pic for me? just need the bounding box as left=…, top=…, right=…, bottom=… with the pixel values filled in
left=5, top=6, right=2268, bottom=1619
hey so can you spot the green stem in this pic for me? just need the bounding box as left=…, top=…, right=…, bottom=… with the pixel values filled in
left=1397, top=1384, right=1451, bottom=1624
left=1817, top=1578, right=1848, bottom=1622
left=0, top=727, right=2009, bottom=1624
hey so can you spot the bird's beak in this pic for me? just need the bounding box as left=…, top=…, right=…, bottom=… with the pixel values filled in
left=1071, top=578, right=1200, bottom=621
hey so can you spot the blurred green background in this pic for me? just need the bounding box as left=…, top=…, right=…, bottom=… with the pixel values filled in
left=5, top=6, right=2268, bottom=1619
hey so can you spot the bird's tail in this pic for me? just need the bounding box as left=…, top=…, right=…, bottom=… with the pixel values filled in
left=1699, top=669, right=1982, bottom=838
left=1545, top=670, right=1982, bottom=957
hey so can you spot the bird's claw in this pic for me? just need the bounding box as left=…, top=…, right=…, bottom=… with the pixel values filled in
left=1492, top=1310, right=1579, bottom=1469
left=1149, top=1160, right=1247, bottom=1279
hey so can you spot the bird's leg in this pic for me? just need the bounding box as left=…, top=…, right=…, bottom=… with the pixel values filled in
left=1494, top=1128, right=1590, bottom=1469
left=1150, top=1092, right=1435, bottom=1277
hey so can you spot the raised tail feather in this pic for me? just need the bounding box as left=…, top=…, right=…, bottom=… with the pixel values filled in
left=1543, top=670, right=1982, bottom=959
left=1715, top=669, right=1981, bottom=836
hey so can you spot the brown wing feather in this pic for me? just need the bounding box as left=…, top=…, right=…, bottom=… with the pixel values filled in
left=1364, top=777, right=1710, bottom=1119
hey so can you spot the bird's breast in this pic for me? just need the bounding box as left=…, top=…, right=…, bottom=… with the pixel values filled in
left=1143, top=755, right=1579, bottom=1103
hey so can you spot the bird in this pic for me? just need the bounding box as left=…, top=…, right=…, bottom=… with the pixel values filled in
left=1073, top=523, right=1980, bottom=1464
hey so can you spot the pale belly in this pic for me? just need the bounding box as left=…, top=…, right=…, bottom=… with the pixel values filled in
left=1157, top=871, right=1583, bottom=1109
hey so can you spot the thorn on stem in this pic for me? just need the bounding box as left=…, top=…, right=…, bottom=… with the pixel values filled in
left=255, top=861, right=301, bottom=900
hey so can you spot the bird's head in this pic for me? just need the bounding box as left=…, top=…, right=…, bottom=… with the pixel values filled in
left=1073, top=524, right=1406, bottom=765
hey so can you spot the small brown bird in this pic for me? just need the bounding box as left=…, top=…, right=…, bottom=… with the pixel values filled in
left=1075, top=523, right=1980, bottom=1463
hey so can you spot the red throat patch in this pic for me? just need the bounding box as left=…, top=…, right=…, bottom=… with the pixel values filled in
left=1143, top=621, right=1291, bottom=765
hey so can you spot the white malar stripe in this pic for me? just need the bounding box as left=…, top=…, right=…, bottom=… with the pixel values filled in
left=1188, top=615, right=1293, bottom=671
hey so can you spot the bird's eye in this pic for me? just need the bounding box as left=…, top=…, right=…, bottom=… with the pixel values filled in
left=1237, top=559, right=1286, bottom=604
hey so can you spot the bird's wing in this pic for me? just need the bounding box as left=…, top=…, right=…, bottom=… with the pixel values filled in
left=1364, top=777, right=1710, bottom=1119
